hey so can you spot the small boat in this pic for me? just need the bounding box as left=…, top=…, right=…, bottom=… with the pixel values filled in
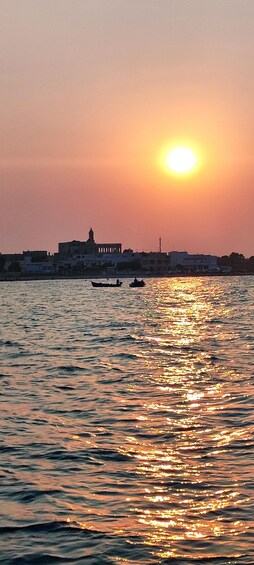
left=91, top=280, right=123, bottom=288
left=129, top=278, right=145, bottom=288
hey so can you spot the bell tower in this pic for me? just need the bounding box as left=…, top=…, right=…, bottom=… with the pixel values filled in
left=88, top=227, right=94, bottom=243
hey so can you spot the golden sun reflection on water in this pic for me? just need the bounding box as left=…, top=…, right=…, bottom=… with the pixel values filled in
left=116, top=278, right=253, bottom=559
left=3, top=277, right=252, bottom=563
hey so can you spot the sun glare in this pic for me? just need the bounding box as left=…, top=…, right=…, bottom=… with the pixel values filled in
left=166, top=147, right=197, bottom=174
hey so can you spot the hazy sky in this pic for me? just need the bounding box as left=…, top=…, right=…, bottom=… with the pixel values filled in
left=1, top=0, right=254, bottom=255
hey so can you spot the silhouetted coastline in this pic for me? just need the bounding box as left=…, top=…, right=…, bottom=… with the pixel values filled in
left=1, top=271, right=254, bottom=283
left=2, top=229, right=254, bottom=280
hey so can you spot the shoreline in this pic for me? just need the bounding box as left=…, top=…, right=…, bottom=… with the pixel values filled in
left=1, top=272, right=254, bottom=282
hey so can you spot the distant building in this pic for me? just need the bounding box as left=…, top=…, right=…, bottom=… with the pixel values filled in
left=2, top=250, right=52, bottom=273
left=58, top=228, right=122, bottom=258
left=20, top=250, right=53, bottom=274
left=2, top=253, right=23, bottom=272
left=100, top=251, right=141, bottom=272
left=23, top=250, right=48, bottom=259
left=21, top=255, right=53, bottom=274
left=140, top=252, right=171, bottom=273
left=56, top=253, right=101, bottom=273
left=169, top=251, right=218, bottom=273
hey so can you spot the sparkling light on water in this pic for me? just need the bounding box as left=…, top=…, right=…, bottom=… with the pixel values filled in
left=0, top=277, right=254, bottom=563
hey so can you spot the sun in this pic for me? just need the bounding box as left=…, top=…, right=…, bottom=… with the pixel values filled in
left=166, top=146, right=197, bottom=174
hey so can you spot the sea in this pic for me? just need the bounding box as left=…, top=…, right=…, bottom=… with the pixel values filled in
left=0, top=276, right=253, bottom=565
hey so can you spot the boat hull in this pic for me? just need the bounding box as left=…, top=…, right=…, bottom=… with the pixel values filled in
left=91, top=281, right=123, bottom=288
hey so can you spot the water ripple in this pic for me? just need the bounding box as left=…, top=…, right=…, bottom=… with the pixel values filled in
left=0, top=277, right=254, bottom=564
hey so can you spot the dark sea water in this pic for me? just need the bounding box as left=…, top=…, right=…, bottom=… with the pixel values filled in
left=0, top=276, right=254, bottom=565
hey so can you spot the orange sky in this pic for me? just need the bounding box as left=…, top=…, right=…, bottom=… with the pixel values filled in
left=1, top=0, right=254, bottom=255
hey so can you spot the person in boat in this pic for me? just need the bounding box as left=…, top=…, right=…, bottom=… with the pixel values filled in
left=116, top=279, right=120, bottom=286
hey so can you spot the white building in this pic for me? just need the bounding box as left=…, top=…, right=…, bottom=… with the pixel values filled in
left=56, top=253, right=101, bottom=273
left=168, top=251, right=218, bottom=273
left=21, top=256, right=54, bottom=274
left=100, top=252, right=140, bottom=267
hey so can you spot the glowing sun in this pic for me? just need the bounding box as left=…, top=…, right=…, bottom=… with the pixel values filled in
left=166, top=146, right=197, bottom=174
